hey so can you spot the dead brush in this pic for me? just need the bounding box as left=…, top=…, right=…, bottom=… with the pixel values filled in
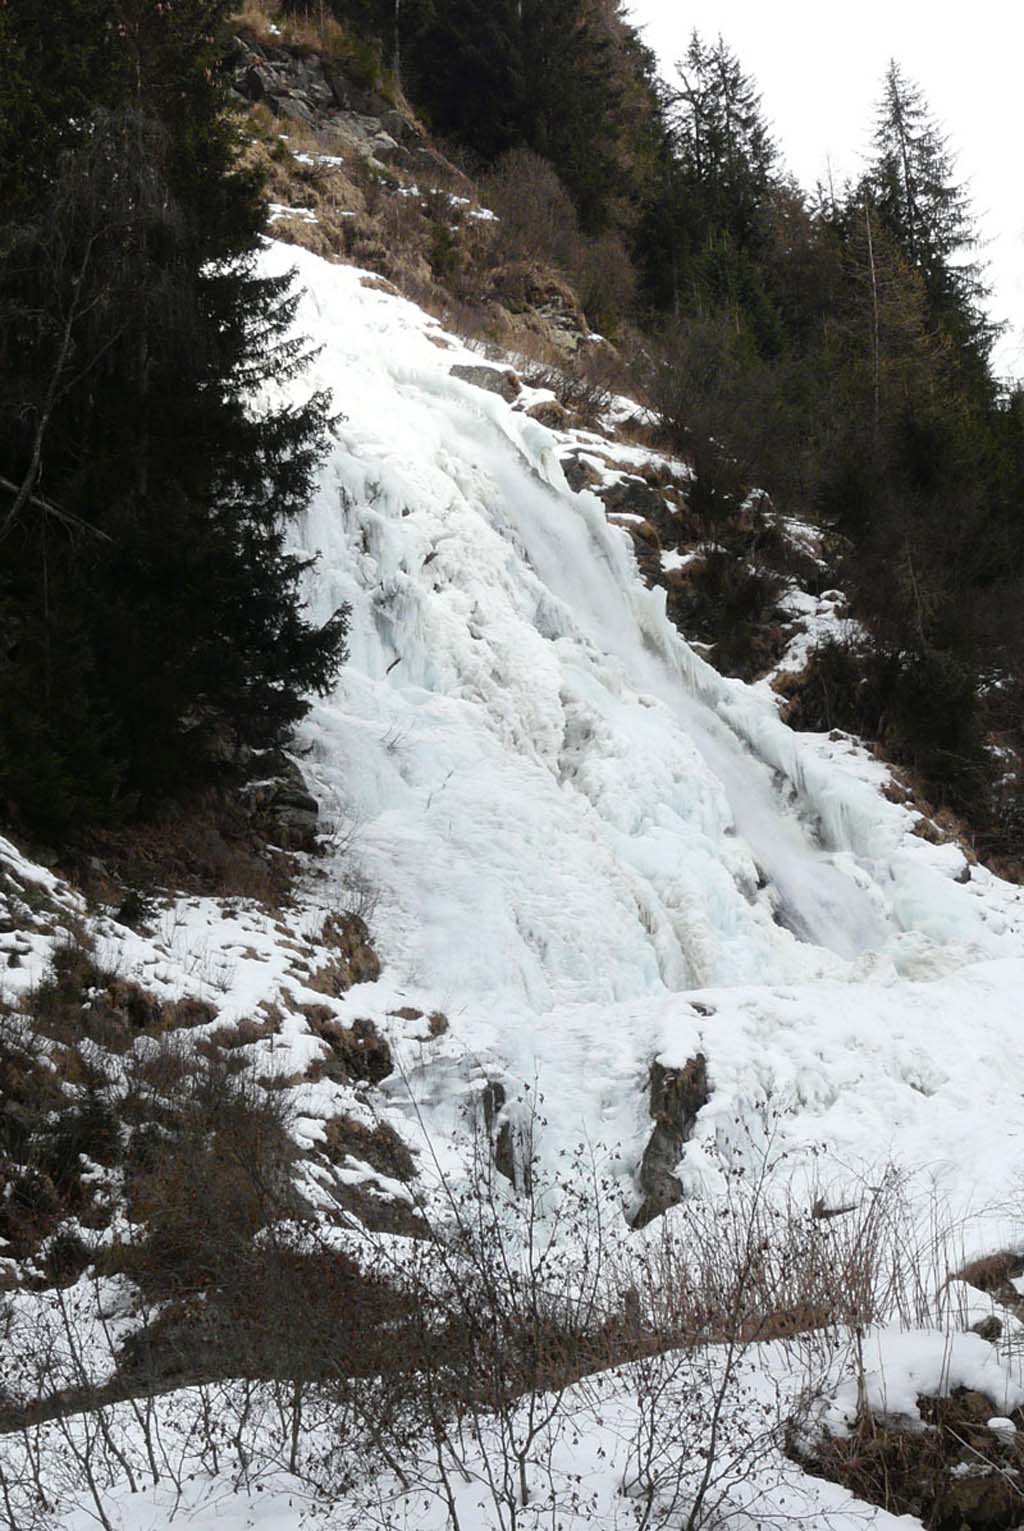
left=119, top=1056, right=304, bottom=1298
left=230, top=0, right=279, bottom=34
left=794, top=1393, right=1024, bottom=1527
left=953, top=1248, right=1024, bottom=1294
left=621, top=1167, right=916, bottom=1360
left=517, top=355, right=614, bottom=426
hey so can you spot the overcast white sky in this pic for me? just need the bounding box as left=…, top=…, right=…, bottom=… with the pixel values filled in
left=626, top=0, right=1024, bottom=383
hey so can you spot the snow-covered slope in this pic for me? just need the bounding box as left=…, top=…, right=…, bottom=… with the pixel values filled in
left=265, top=240, right=1024, bottom=1225
left=7, top=242, right=1024, bottom=1531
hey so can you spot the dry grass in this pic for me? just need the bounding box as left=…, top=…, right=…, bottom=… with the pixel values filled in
left=795, top=1392, right=1024, bottom=1527
left=231, top=0, right=395, bottom=94
left=230, top=0, right=276, bottom=29
left=954, top=1248, right=1024, bottom=1295
left=323, top=1113, right=415, bottom=1181
left=203, top=1014, right=281, bottom=1052
left=27, top=938, right=214, bottom=1053
left=78, top=791, right=300, bottom=906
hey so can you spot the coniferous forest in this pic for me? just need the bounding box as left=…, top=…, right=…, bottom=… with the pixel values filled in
left=3, top=0, right=1024, bottom=866
left=0, top=0, right=348, bottom=843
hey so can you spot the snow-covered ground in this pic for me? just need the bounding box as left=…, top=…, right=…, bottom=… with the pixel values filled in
left=6, top=241, right=1024, bottom=1529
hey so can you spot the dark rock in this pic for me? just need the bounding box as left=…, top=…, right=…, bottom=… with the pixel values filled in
left=561, top=454, right=603, bottom=493
left=972, top=1315, right=1003, bottom=1342
left=525, top=398, right=570, bottom=429
left=242, top=63, right=270, bottom=101
left=449, top=364, right=521, bottom=402
left=381, top=108, right=417, bottom=145
left=321, top=62, right=355, bottom=111
left=306, top=1009, right=392, bottom=1085
left=632, top=1055, right=709, bottom=1229
left=597, top=479, right=665, bottom=584
left=592, top=473, right=682, bottom=565
left=482, top=1080, right=531, bottom=1192
left=599, top=476, right=666, bottom=524
left=277, top=94, right=316, bottom=127
left=243, top=754, right=320, bottom=852
left=607, top=513, right=662, bottom=585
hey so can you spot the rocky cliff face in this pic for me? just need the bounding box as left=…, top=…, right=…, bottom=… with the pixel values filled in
left=226, top=23, right=594, bottom=358
left=228, top=29, right=452, bottom=180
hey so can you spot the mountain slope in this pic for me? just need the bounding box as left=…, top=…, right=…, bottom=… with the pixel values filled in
left=5, top=240, right=1024, bottom=1531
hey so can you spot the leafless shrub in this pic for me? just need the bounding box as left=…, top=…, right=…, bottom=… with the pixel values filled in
left=574, top=230, right=638, bottom=336
left=482, top=149, right=638, bottom=336
left=517, top=356, right=613, bottom=425
left=116, top=1054, right=303, bottom=1300
left=0, top=1056, right=981, bottom=1531
left=483, top=148, right=582, bottom=275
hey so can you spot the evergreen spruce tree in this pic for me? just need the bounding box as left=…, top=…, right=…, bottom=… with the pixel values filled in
left=668, top=32, right=777, bottom=256
left=866, top=61, right=997, bottom=380
left=0, top=0, right=347, bottom=838
left=514, top=0, right=622, bottom=231
left=659, top=33, right=782, bottom=349
left=402, top=0, right=523, bottom=163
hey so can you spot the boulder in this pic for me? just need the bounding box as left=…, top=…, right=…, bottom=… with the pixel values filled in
left=481, top=1080, right=531, bottom=1192
left=277, top=94, right=317, bottom=128
left=449, top=363, right=521, bottom=402
left=524, top=398, right=570, bottom=429
left=632, top=1055, right=709, bottom=1229
left=561, top=454, right=604, bottom=493
left=242, top=753, right=320, bottom=852
left=599, top=475, right=666, bottom=524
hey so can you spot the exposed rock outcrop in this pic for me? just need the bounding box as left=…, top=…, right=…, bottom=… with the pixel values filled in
left=487, top=262, right=589, bottom=350
left=449, top=363, right=522, bottom=402
left=482, top=1079, right=533, bottom=1193
left=228, top=33, right=411, bottom=168
left=240, top=750, right=321, bottom=852
left=632, top=1054, right=709, bottom=1229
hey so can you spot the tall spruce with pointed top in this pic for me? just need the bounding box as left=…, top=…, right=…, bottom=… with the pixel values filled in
left=658, top=32, right=782, bottom=350
left=865, top=61, right=997, bottom=384
left=669, top=32, right=777, bottom=257
left=0, top=0, right=347, bottom=838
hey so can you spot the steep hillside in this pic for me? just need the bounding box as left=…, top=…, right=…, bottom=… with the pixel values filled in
left=5, top=13, right=1024, bottom=1530
left=5, top=237, right=1024, bottom=1530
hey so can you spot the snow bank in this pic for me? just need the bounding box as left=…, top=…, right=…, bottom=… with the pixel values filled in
left=821, top=1326, right=1024, bottom=1432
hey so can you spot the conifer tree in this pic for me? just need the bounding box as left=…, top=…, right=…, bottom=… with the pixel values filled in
left=667, top=33, right=777, bottom=257
left=865, top=61, right=996, bottom=378
left=657, top=33, right=782, bottom=349
left=0, top=0, right=347, bottom=837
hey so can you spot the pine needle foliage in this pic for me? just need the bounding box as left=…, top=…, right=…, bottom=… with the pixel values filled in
left=0, top=1, right=348, bottom=838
